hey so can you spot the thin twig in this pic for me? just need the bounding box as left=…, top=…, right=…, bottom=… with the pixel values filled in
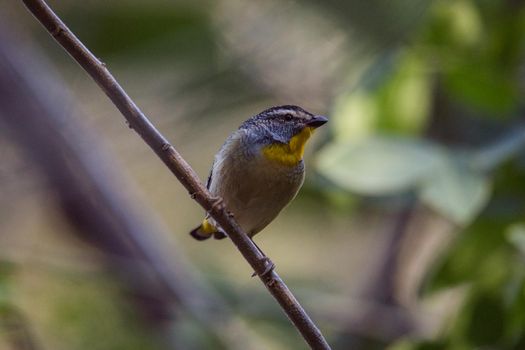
left=20, top=1, right=331, bottom=349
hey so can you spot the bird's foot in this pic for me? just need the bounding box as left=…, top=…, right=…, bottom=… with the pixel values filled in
left=210, top=196, right=225, bottom=213
left=251, top=257, right=275, bottom=277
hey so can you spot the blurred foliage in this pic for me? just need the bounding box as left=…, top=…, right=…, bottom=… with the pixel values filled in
left=317, top=136, right=491, bottom=224
left=319, top=0, right=525, bottom=222
left=315, top=0, right=525, bottom=348
left=59, top=2, right=215, bottom=65
left=3, top=0, right=525, bottom=349
left=43, top=276, right=160, bottom=350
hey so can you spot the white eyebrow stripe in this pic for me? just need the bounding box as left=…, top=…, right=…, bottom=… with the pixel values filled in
left=267, top=109, right=297, bottom=116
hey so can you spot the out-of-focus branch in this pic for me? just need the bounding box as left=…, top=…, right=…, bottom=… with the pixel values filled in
left=0, top=21, right=264, bottom=350
left=471, top=124, right=525, bottom=172
left=21, top=1, right=331, bottom=349
left=339, top=201, right=418, bottom=347
left=365, top=199, right=416, bottom=305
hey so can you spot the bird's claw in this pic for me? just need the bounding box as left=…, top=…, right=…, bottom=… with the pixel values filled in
left=210, top=196, right=225, bottom=212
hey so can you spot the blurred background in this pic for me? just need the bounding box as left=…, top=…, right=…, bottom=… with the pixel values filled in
left=1, top=0, right=525, bottom=349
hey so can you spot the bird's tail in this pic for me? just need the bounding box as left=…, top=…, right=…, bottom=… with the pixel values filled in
left=189, top=218, right=227, bottom=241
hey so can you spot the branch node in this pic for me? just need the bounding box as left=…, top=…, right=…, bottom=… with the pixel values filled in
left=51, top=25, right=63, bottom=37
left=161, top=143, right=171, bottom=152
left=252, top=257, right=276, bottom=278
left=266, top=278, right=277, bottom=287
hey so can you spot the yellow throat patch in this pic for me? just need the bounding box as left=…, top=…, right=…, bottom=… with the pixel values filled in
left=262, top=127, right=314, bottom=166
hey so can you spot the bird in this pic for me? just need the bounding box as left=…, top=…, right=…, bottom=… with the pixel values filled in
left=190, top=105, right=328, bottom=246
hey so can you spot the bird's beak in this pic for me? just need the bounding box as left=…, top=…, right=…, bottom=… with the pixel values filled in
left=305, top=115, right=328, bottom=128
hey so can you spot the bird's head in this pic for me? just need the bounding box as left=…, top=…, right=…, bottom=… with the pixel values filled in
left=241, top=105, right=328, bottom=166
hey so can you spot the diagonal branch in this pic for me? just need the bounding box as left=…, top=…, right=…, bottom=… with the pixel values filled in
left=20, top=1, right=331, bottom=349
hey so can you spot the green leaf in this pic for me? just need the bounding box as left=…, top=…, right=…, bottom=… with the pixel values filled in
left=444, top=62, right=519, bottom=115
left=420, top=156, right=491, bottom=224
left=426, top=0, right=482, bottom=48
left=316, top=137, right=441, bottom=195
left=331, top=91, right=378, bottom=142
left=331, top=51, right=431, bottom=140
left=507, top=223, right=525, bottom=256
left=465, top=293, right=506, bottom=346
left=376, top=53, right=432, bottom=135
left=317, top=137, right=491, bottom=224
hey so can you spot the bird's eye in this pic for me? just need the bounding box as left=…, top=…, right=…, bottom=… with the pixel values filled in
left=283, top=114, right=293, bottom=121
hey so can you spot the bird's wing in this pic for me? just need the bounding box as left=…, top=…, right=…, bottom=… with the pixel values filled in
left=206, top=129, right=242, bottom=191
left=205, top=161, right=214, bottom=190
